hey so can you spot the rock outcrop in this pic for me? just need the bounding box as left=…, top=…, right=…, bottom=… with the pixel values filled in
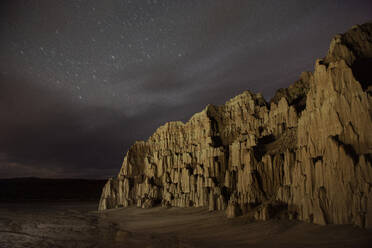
left=99, top=23, right=372, bottom=228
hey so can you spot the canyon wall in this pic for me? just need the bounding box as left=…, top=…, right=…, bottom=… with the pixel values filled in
left=99, top=23, right=372, bottom=228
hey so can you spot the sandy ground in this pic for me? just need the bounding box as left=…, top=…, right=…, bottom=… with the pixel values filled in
left=0, top=202, right=371, bottom=248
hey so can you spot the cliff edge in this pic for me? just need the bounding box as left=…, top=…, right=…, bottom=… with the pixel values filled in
left=99, top=23, right=372, bottom=228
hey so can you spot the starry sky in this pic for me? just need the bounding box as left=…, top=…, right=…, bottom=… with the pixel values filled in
left=0, top=0, right=371, bottom=178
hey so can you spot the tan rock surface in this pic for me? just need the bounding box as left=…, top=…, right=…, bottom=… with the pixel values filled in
left=99, top=23, right=372, bottom=228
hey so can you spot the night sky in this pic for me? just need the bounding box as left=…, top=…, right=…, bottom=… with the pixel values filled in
left=1, top=1, right=371, bottom=178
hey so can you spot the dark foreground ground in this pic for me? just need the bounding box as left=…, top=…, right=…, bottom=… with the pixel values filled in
left=0, top=201, right=371, bottom=248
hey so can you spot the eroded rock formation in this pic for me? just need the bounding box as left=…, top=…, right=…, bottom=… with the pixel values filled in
left=99, top=23, right=372, bottom=228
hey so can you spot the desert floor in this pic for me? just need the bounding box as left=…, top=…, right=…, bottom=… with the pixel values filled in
left=0, top=202, right=371, bottom=248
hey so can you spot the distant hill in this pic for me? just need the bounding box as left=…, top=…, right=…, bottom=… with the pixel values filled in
left=0, top=178, right=106, bottom=202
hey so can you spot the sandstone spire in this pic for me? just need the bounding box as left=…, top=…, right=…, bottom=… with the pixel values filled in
left=99, top=23, right=372, bottom=228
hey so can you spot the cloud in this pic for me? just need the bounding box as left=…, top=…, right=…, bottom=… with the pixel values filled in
left=1, top=0, right=372, bottom=179
left=0, top=74, right=133, bottom=177
left=0, top=72, right=204, bottom=178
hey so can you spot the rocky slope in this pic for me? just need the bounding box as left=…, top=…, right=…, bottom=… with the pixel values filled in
left=99, top=23, right=372, bottom=228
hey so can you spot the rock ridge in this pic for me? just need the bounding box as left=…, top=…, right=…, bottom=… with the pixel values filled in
left=99, top=22, right=372, bottom=228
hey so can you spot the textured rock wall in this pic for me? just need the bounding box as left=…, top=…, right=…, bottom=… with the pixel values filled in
left=99, top=23, right=372, bottom=228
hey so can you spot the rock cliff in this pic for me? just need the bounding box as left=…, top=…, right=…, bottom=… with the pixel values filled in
left=99, top=23, right=372, bottom=228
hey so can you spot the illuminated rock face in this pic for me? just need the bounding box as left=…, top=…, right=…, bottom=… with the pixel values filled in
left=99, top=23, right=372, bottom=228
